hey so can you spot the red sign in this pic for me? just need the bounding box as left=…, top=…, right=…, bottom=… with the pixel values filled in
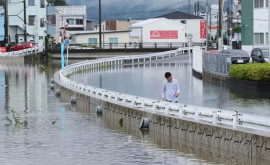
left=150, top=30, right=178, bottom=39
left=200, top=20, right=207, bottom=39
left=0, top=47, right=6, bottom=53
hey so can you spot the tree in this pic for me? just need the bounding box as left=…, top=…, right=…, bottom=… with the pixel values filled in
left=47, top=0, right=67, bottom=6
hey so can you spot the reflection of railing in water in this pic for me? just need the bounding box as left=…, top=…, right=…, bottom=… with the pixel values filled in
left=0, top=46, right=45, bottom=57
left=58, top=47, right=270, bottom=134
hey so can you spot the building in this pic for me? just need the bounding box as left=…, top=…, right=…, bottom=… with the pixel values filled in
left=0, top=6, right=4, bottom=42
left=46, top=6, right=91, bottom=43
left=94, top=20, right=137, bottom=31
left=129, top=18, right=186, bottom=43
left=8, top=0, right=46, bottom=46
left=156, top=11, right=205, bottom=43
left=242, top=0, right=269, bottom=53
left=71, top=30, right=130, bottom=46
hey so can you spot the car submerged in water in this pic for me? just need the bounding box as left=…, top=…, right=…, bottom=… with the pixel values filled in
left=251, top=48, right=270, bottom=63
left=219, top=49, right=250, bottom=64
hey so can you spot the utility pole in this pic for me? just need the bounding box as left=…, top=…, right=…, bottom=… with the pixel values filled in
left=210, top=5, right=212, bottom=42
left=188, top=0, right=191, bottom=14
left=195, top=3, right=197, bottom=16
left=23, top=0, right=27, bottom=42
left=206, top=0, right=209, bottom=52
left=99, top=0, right=102, bottom=49
left=4, top=0, right=8, bottom=45
left=268, top=0, right=270, bottom=55
left=218, top=0, right=224, bottom=51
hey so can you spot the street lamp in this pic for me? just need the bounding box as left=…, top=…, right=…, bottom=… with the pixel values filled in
left=236, top=12, right=239, bottom=49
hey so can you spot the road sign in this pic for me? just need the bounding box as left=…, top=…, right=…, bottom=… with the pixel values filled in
left=64, top=39, right=70, bottom=45
left=65, top=32, right=71, bottom=38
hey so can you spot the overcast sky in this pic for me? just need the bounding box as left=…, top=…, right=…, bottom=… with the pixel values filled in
left=67, top=0, right=217, bottom=23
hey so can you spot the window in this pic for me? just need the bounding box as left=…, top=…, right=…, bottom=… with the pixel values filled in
left=47, top=15, right=56, bottom=25
left=40, top=0, right=45, bottom=8
left=254, top=0, right=264, bottom=8
left=266, top=0, right=269, bottom=7
left=28, top=0, right=35, bottom=6
left=40, top=18, right=44, bottom=27
left=88, top=38, right=97, bottom=44
left=66, top=19, right=75, bottom=25
left=181, top=20, right=186, bottom=24
left=76, top=19, right=83, bottom=25
left=39, top=36, right=43, bottom=40
left=28, top=15, right=35, bottom=26
left=109, top=38, right=118, bottom=46
left=254, top=33, right=264, bottom=45
left=266, top=33, right=269, bottom=44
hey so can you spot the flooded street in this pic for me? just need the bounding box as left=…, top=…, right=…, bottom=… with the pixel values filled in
left=0, top=59, right=231, bottom=165
left=71, top=56, right=270, bottom=116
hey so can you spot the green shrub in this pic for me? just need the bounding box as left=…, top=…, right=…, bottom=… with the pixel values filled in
left=229, top=63, right=270, bottom=81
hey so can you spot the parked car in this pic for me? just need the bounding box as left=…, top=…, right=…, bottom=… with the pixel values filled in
left=10, top=42, right=34, bottom=51
left=251, top=48, right=269, bottom=63
left=219, top=49, right=250, bottom=64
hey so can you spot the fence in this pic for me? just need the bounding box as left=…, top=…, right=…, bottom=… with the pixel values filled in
left=57, top=48, right=270, bottom=133
left=0, top=46, right=45, bottom=57
left=204, top=52, right=232, bottom=75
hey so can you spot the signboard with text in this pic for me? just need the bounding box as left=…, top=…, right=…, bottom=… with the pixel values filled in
left=150, top=30, right=178, bottom=39
left=200, top=20, right=207, bottom=39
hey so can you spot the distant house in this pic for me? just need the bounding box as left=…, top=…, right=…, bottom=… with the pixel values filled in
left=46, top=6, right=93, bottom=43
left=8, top=0, right=46, bottom=46
left=156, top=11, right=206, bottom=43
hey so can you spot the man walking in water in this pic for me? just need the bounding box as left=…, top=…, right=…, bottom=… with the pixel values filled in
left=162, top=72, right=180, bottom=103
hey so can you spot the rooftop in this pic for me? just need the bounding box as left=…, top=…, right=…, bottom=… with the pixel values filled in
left=156, top=11, right=204, bottom=20
left=71, top=30, right=130, bottom=35
left=55, top=6, right=86, bottom=16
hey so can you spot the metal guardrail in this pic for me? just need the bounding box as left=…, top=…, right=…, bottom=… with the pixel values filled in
left=49, top=42, right=206, bottom=51
left=0, top=46, right=45, bottom=57
left=58, top=47, right=270, bottom=133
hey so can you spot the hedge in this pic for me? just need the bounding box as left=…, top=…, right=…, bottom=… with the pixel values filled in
left=229, top=63, right=270, bottom=81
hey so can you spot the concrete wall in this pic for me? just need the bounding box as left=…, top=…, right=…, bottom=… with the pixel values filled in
left=54, top=71, right=270, bottom=161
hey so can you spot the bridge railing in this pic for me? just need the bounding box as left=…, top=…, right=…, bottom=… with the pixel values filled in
left=49, top=42, right=205, bottom=51
left=58, top=47, right=270, bottom=133
left=0, top=46, right=45, bottom=57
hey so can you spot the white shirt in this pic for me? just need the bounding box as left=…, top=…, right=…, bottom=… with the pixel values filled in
left=162, top=79, right=180, bottom=102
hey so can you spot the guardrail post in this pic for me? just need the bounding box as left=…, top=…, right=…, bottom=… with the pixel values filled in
left=164, top=105, right=169, bottom=115
left=212, top=111, right=217, bottom=125
left=233, top=110, right=239, bottom=129
left=195, top=109, right=199, bottom=120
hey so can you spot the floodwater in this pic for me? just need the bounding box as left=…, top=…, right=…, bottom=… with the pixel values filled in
left=0, top=59, right=230, bottom=165
left=71, top=56, right=270, bottom=116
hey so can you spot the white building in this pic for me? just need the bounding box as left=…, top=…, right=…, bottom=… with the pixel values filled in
left=156, top=11, right=206, bottom=43
left=71, top=30, right=130, bottom=46
left=54, top=6, right=87, bottom=43
left=129, top=18, right=186, bottom=43
left=8, top=0, right=46, bottom=46
left=242, top=0, right=269, bottom=53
